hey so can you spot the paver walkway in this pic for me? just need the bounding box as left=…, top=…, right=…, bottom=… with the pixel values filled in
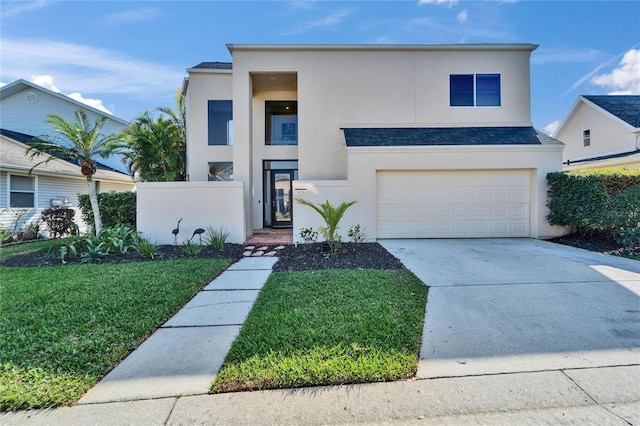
left=78, top=257, right=277, bottom=405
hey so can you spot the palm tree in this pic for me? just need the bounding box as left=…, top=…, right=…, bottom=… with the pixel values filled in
left=26, top=109, right=125, bottom=237
left=121, top=111, right=185, bottom=181
left=122, top=91, right=186, bottom=181
left=295, top=198, right=357, bottom=252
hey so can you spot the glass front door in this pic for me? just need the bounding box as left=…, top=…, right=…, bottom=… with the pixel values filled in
left=270, top=170, right=294, bottom=227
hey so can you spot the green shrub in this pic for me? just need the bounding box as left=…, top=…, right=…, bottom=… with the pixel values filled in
left=205, top=226, right=229, bottom=248
left=78, top=191, right=136, bottom=229
left=41, top=208, right=77, bottom=238
left=547, top=170, right=640, bottom=235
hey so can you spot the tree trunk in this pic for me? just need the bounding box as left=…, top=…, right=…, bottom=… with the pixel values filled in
left=86, top=177, right=103, bottom=237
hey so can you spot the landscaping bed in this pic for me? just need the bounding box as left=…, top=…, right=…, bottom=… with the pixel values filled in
left=547, top=232, right=639, bottom=260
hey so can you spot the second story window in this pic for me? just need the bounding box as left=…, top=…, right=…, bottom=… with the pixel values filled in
left=208, top=100, right=233, bottom=146
left=450, top=74, right=501, bottom=107
left=265, top=101, right=297, bottom=145
left=583, top=129, right=591, bottom=147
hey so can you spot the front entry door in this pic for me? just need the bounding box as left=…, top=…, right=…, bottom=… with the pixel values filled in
left=270, top=170, right=294, bottom=227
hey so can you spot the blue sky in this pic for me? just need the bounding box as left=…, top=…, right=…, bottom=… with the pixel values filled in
left=1, top=0, right=639, bottom=135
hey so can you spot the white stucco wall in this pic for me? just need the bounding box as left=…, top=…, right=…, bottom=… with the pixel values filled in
left=136, top=181, right=245, bottom=245
left=555, top=101, right=638, bottom=163
left=185, top=71, right=234, bottom=182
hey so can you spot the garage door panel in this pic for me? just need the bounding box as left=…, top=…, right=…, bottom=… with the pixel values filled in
left=377, top=170, right=530, bottom=238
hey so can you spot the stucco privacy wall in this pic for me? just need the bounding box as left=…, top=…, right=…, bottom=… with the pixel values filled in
left=137, top=182, right=245, bottom=245
left=292, top=144, right=566, bottom=242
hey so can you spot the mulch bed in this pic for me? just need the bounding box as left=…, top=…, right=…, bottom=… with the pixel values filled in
left=547, top=233, right=638, bottom=258
left=1, top=235, right=635, bottom=269
left=0, top=242, right=404, bottom=271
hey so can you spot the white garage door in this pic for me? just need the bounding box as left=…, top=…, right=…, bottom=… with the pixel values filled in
left=377, top=170, right=530, bottom=238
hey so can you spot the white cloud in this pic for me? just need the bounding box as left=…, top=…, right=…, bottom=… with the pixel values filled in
left=0, top=82, right=6, bottom=88
left=30, top=74, right=60, bottom=92
left=591, top=49, right=640, bottom=95
left=1, top=0, right=50, bottom=18
left=1, top=38, right=183, bottom=100
left=544, top=120, right=561, bottom=136
left=457, top=9, right=468, bottom=22
left=531, top=48, right=605, bottom=65
left=105, top=7, right=164, bottom=24
left=281, top=8, right=353, bottom=35
left=29, top=75, right=113, bottom=114
left=418, top=0, right=458, bottom=6
left=68, top=93, right=113, bottom=115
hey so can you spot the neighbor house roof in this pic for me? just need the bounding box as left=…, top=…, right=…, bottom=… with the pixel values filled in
left=582, top=95, right=640, bottom=128
left=0, top=128, right=130, bottom=176
left=342, top=127, right=551, bottom=147
left=565, top=149, right=640, bottom=165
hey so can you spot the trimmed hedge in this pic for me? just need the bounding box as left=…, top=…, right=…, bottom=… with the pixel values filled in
left=78, top=191, right=136, bottom=229
left=546, top=170, right=640, bottom=235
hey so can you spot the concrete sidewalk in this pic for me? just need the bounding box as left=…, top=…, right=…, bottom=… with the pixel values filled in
left=3, top=365, right=638, bottom=425
left=78, top=256, right=278, bottom=404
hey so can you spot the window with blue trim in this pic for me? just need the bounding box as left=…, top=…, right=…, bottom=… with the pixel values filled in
left=450, top=74, right=501, bottom=107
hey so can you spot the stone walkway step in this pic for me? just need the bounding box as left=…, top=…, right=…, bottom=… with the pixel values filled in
left=78, top=257, right=277, bottom=405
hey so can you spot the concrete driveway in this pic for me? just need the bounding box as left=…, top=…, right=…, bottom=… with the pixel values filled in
left=379, top=239, right=640, bottom=379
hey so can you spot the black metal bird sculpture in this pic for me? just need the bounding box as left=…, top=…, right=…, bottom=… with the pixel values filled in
left=172, top=218, right=182, bottom=245
left=190, top=228, right=206, bottom=245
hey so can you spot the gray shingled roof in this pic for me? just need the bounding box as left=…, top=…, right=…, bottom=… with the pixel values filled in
left=0, top=128, right=128, bottom=174
left=342, top=127, right=542, bottom=147
left=191, top=62, right=232, bottom=70
left=583, top=95, right=640, bottom=128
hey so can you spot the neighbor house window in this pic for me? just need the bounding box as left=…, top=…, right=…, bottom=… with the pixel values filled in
left=208, top=162, right=233, bottom=181
left=208, top=100, right=233, bottom=146
left=265, top=101, right=297, bottom=145
left=450, top=74, right=501, bottom=107
left=9, top=175, right=35, bottom=208
left=583, top=129, right=591, bottom=147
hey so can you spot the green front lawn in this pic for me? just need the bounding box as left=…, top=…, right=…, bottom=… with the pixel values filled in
left=212, top=268, right=428, bottom=392
left=0, top=259, right=232, bottom=410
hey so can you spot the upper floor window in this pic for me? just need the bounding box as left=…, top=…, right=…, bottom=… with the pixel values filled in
left=208, top=100, right=233, bottom=146
left=10, top=175, right=35, bottom=208
left=265, top=101, right=297, bottom=145
left=583, top=129, right=591, bottom=147
left=450, top=74, right=501, bottom=107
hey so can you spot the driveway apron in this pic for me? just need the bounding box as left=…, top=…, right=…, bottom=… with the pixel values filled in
left=379, top=239, right=640, bottom=379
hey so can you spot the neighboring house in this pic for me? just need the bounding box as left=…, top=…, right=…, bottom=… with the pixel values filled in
left=0, top=79, right=130, bottom=174
left=0, top=80, right=135, bottom=235
left=138, top=44, right=565, bottom=244
left=554, top=95, right=640, bottom=170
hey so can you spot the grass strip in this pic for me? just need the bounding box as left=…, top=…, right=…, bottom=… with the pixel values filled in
left=0, top=258, right=232, bottom=410
left=212, top=268, right=428, bottom=392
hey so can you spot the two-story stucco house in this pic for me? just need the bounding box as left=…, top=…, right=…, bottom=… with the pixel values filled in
left=137, top=44, right=565, bottom=245
left=554, top=95, right=640, bottom=170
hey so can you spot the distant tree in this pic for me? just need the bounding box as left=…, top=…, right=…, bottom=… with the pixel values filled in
left=26, top=109, right=125, bottom=237
left=122, top=90, right=186, bottom=181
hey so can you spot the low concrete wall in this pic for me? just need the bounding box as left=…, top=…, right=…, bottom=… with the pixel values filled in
left=137, top=181, right=245, bottom=245
left=292, top=180, right=368, bottom=245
